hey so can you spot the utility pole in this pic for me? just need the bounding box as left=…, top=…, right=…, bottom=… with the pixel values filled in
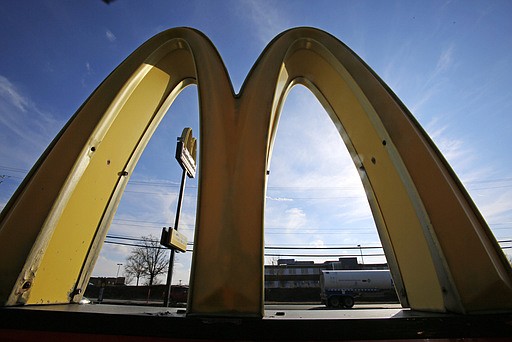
left=162, top=128, right=197, bottom=307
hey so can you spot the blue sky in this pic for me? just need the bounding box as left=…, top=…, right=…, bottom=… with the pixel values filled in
left=1, top=1, right=511, bottom=285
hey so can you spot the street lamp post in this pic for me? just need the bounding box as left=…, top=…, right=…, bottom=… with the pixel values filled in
left=116, top=263, right=123, bottom=278
left=358, top=245, right=364, bottom=265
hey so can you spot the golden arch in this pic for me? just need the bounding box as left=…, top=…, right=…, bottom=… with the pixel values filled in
left=0, top=27, right=511, bottom=317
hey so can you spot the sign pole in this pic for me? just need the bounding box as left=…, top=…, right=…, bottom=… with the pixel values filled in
left=162, top=128, right=196, bottom=307
left=163, top=168, right=187, bottom=307
left=174, top=168, right=188, bottom=232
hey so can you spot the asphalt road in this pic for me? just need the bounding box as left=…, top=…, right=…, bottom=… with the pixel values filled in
left=89, top=298, right=401, bottom=312
left=265, top=303, right=402, bottom=311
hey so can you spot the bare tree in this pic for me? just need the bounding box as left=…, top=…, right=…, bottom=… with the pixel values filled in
left=123, top=270, right=135, bottom=286
left=124, top=249, right=145, bottom=286
left=125, top=235, right=169, bottom=286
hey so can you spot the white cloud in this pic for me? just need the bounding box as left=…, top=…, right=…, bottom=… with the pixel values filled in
left=106, top=29, right=117, bottom=42
left=434, top=45, right=454, bottom=76
left=284, top=207, right=307, bottom=230
left=310, top=239, right=325, bottom=248
left=172, top=253, right=192, bottom=285
left=239, top=0, right=289, bottom=47
left=415, top=45, right=455, bottom=111
left=0, top=75, right=29, bottom=112
left=380, top=43, right=456, bottom=116
left=422, top=116, right=512, bottom=242
left=92, top=244, right=132, bottom=277
left=0, top=75, right=62, bottom=169
left=268, top=86, right=358, bottom=187
left=263, top=85, right=381, bottom=251
left=426, top=119, right=468, bottom=164
left=266, top=196, right=293, bottom=202
left=476, top=189, right=512, bottom=224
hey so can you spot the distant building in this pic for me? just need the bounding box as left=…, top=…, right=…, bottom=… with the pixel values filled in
left=265, top=258, right=387, bottom=289
left=89, top=276, right=125, bottom=286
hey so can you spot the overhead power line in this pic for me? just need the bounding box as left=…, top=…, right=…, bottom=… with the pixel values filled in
left=105, top=238, right=512, bottom=258
left=265, top=245, right=382, bottom=250
left=110, top=217, right=512, bottom=233
left=103, top=241, right=385, bottom=258
left=4, top=163, right=512, bottom=186
left=104, top=234, right=512, bottom=253
left=112, top=218, right=382, bottom=230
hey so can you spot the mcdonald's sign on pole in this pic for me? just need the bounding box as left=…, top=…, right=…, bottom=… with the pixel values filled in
left=176, top=127, right=197, bottom=178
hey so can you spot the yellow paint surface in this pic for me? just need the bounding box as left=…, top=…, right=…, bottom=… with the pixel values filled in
left=27, top=66, right=171, bottom=303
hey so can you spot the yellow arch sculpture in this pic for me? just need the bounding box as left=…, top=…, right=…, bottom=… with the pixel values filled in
left=0, top=27, right=511, bottom=317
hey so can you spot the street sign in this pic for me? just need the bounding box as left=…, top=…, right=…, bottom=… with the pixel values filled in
left=160, top=227, right=188, bottom=253
left=170, top=229, right=187, bottom=252
left=176, top=127, right=197, bottom=178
